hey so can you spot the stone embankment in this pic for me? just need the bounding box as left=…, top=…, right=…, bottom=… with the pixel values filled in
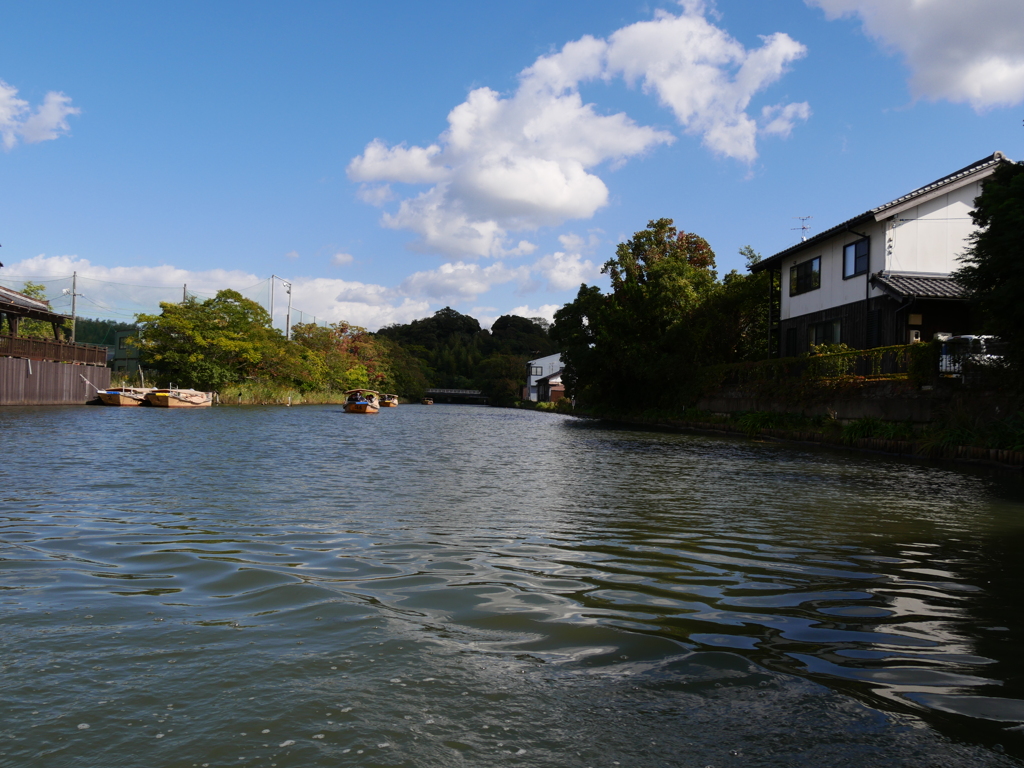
left=602, top=414, right=1024, bottom=472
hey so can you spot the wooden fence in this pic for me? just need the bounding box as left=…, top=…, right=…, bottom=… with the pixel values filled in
left=0, top=334, right=108, bottom=366
left=0, top=357, right=111, bottom=405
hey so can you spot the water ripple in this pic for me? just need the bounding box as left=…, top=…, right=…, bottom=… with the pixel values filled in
left=1, top=405, right=1023, bottom=766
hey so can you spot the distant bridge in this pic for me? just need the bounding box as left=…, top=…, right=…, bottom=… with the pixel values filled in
left=424, top=388, right=488, bottom=404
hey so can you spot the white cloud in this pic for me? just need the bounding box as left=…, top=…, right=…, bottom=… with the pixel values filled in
left=331, top=252, right=354, bottom=266
left=808, top=0, right=1024, bottom=110
left=349, top=3, right=807, bottom=259
left=0, top=79, right=79, bottom=150
left=7, top=253, right=260, bottom=293
left=530, top=249, right=601, bottom=291
left=285, top=250, right=300, bottom=260
left=760, top=102, right=812, bottom=137
left=400, top=260, right=528, bottom=303
left=604, top=7, right=808, bottom=160
left=356, top=183, right=395, bottom=206
left=556, top=231, right=602, bottom=254
left=508, top=304, right=562, bottom=325
left=348, top=139, right=447, bottom=184
left=286, top=276, right=431, bottom=329
left=1, top=254, right=429, bottom=331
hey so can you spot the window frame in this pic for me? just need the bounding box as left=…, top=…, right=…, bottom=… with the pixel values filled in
left=808, top=319, right=841, bottom=348
left=842, top=238, right=869, bottom=279
left=789, top=256, right=821, bottom=296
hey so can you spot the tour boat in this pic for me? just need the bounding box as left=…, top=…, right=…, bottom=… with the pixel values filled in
left=420, top=397, right=434, bottom=405
left=144, top=388, right=214, bottom=408
left=344, top=389, right=380, bottom=414
left=380, top=394, right=399, bottom=407
left=98, top=386, right=154, bottom=406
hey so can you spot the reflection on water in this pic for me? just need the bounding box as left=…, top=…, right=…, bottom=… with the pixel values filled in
left=2, top=404, right=1024, bottom=767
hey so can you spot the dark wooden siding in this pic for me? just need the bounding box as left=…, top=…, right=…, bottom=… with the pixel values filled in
left=0, top=358, right=110, bottom=405
left=779, top=296, right=973, bottom=356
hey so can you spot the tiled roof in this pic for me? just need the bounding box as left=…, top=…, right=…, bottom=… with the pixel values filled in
left=871, top=152, right=1006, bottom=216
left=0, top=284, right=51, bottom=312
left=751, top=152, right=1009, bottom=273
left=870, top=273, right=966, bottom=300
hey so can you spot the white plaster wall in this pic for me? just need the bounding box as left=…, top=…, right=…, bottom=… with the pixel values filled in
left=883, top=181, right=980, bottom=274
left=525, top=353, right=563, bottom=401
left=781, top=219, right=887, bottom=321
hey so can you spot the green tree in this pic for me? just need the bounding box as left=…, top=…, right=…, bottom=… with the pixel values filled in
left=476, top=353, right=529, bottom=406
left=954, top=160, right=1024, bottom=369
left=74, top=317, right=137, bottom=346
left=489, top=315, right=557, bottom=357
left=552, top=220, right=770, bottom=412
left=290, top=321, right=391, bottom=392
left=376, top=337, right=430, bottom=399
left=10, top=282, right=59, bottom=338
left=136, top=290, right=286, bottom=390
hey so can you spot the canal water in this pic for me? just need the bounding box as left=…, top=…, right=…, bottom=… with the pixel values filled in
left=2, top=404, right=1024, bottom=768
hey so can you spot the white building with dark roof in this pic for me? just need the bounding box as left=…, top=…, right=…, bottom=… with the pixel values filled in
left=523, top=353, right=562, bottom=402
left=751, top=152, right=1008, bottom=357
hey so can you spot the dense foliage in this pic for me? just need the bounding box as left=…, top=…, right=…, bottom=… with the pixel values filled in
left=134, top=292, right=554, bottom=401
left=136, top=290, right=391, bottom=392
left=73, top=317, right=137, bottom=346
left=551, top=218, right=771, bottom=412
left=955, top=160, right=1024, bottom=370
left=2, top=281, right=61, bottom=338
left=375, top=307, right=556, bottom=404
left=136, top=290, right=292, bottom=390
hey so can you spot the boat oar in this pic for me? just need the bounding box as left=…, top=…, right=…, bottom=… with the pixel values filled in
left=79, top=373, right=104, bottom=393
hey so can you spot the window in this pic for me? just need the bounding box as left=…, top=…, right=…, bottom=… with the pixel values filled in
left=530, top=366, right=543, bottom=376
left=784, top=327, right=798, bottom=357
left=789, top=256, right=820, bottom=296
left=808, top=319, right=841, bottom=347
left=843, top=238, right=869, bottom=278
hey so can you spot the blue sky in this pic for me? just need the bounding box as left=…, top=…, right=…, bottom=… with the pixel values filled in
left=2, top=0, right=1022, bottom=330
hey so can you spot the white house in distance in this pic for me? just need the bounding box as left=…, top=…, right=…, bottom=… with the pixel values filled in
left=751, top=152, right=1009, bottom=357
left=523, top=353, right=562, bottom=401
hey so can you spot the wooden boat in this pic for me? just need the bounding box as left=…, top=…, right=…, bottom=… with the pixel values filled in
left=344, top=389, right=380, bottom=414
left=144, top=388, right=214, bottom=408
left=380, top=394, right=399, bottom=407
left=420, top=397, right=434, bottom=405
left=98, top=386, right=154, bottom=406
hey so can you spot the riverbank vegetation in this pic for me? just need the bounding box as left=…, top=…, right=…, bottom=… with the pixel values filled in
left=955, top=159, right=1024, bottom=370
left=129, top=289, right=557, bottom=403
left=551, top=218, right=773, bottom=411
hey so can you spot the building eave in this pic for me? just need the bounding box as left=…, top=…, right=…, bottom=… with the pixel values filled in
left=750, top=151, right=1010, bottom=274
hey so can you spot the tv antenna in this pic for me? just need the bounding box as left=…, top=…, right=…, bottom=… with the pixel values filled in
left=792, top=216, right=813, bottom=241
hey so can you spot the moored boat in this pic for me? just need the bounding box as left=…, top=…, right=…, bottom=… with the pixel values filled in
left=380, top=394, right=399, bottom=407
left=98, top=387, right=154, bottom=406
left=344, top=389, right=380, bottom=414
left=144, top=388, right=214, bottom=408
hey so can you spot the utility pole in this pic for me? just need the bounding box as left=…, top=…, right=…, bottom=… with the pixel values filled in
left=60, top=272, right=82, bottom=343
left=284, top=280, right=293, bottom=341
left=183, top=284, right=188, bottom=302
left=270, top=275, right=277, bottom=329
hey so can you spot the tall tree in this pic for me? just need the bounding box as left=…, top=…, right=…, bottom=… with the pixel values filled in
left=9, top=282, right=57, bottom=338
left=955, top=160, right=1024, bottom=369
left=290, top=321, right=391, bottom=392
left=136, top=290, right=287, bottom=389
left=553, top=220, right=770, bottom=412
